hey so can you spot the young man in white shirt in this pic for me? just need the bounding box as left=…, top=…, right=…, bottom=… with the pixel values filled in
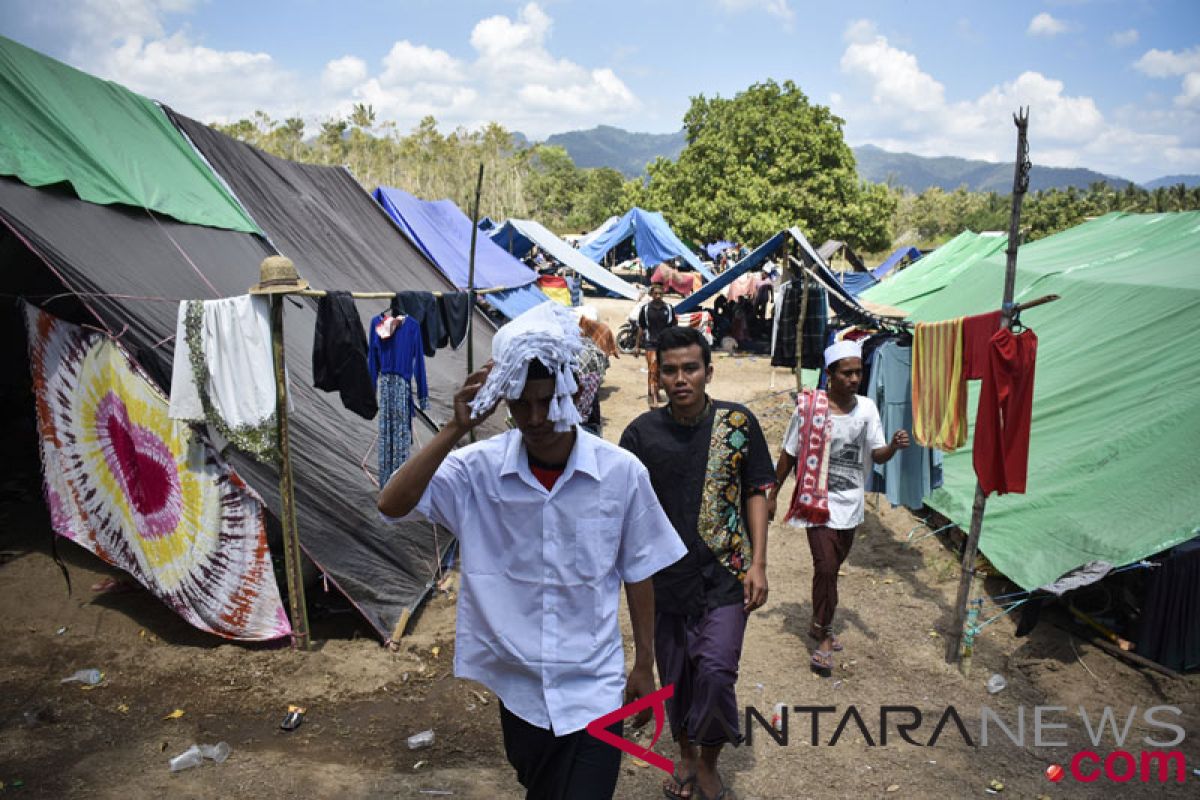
left=768, top=340, right=909, bottom=671
left=379, top=307, right=686, bottom=800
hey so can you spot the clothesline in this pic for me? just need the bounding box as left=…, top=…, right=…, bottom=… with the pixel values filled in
left=292, top=285, right=513, bottom=299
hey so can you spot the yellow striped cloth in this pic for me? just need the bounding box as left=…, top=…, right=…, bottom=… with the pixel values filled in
left=912, top=317, right=967, bottom=451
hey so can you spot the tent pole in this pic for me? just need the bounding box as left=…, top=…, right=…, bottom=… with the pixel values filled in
left=270, top=293, right=311, bottom=651
left=795, top=241, right=809, bottom=393
left=466, top=163, right=484, bottom=444
left=946, top=108, right=1031, bottom=668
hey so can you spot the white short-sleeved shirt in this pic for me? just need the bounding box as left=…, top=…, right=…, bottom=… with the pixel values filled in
left=784, top=396, right=886, bottom=529
left=410, top=427, right=686, bottom=735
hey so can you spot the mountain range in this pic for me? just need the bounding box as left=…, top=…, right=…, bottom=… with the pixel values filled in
left=538, top=126, right=1198, bottom=193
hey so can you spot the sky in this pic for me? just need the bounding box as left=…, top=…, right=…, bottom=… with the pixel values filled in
left=2, top=0, right=1198, bottom=182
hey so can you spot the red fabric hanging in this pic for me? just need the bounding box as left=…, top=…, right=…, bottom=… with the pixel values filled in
left=974, top=328, right=1038, bottom=496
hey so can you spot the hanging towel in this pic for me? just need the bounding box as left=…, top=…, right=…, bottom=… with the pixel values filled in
left=438, top=292, right=471, bottom=349
left=784, top=388, right=833, bottom=525
left=911, top=316, right=966, bottom=452
left=168, top=294, right=281, bottom=462
left=313, top=291, right=377, bottom=420
left=974, top=328, right=1038, bottom=495
left=393, top=291, right=444, bottom=357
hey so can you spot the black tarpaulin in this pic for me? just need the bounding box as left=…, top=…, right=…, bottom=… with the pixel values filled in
left=0, top=174, right=484, bottom=640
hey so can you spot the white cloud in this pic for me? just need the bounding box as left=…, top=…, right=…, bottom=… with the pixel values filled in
left=21, top=0, right=640, bottom=136
left=1109, top=29, right=1139, bottom=48
left=844, top=19, right=878, bottom=44
left=833, top=25, right=1200, bottom=180
left=1134, top=46, right=1200, bottom=77
left=715, top=0, right=794, bottom=24
left=1027, top=12, right=1068, bottom=37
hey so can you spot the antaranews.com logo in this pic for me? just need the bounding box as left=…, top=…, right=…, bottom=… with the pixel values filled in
left=586, top=686, right=1193, bottom=787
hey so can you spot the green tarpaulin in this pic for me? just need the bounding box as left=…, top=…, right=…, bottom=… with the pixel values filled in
left=862, top=231, right=1008, bottom=311
left=896, top=212, right=1200, bottom=589
left=0, top=37, right=258, bottom=234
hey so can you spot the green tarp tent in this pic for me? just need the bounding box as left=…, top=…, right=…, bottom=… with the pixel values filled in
left=0, top=36, right=259, bottom=234
left=895, top=212, right=1200, bottom=589
left=861, top=231, right=1008, bottom=311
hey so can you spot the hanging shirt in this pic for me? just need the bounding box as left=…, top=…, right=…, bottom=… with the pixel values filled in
left=367, top=314, right=428, bottom=402
left=974, top=328, right=1038, bottom=496
left=393, top=291, right=444, bottom=357
left=437, top=292, right=471, bottom=349
left=405, top=429, right=686, bottom=735
left=784, top=396, right=886, bottom=530
left=867, top=339, right=943, bottom=509
left=168, top=294, right=281, bottom=462
left=313, top=291, right=377, bottom=420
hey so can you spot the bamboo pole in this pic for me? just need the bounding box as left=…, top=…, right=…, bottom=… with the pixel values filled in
left=795, top=241, right=810, bottom=393
left=270, top=294, right=311, bottom=651
left=946, top=108, right=1031, bottom=666
left=466, top=163, right=484, bottom=443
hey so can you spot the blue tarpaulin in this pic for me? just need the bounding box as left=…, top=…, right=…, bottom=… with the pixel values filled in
left=372, top=187, right=546, bottom=319
left=705, top=240, right=734, bottom=259
left=871, top=246, right=922, bottom=280
left=490, top=218, right=641, bottom=301
left=675, top=232, right=787, bottom=313
left=580, top=208, right=714, bottom=280
left=832, top=271, right=879, bottom=296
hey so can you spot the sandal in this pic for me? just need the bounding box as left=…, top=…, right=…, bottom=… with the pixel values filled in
left=696, top=774, right=737, bottom=800
left=808, top=626, right=844, bottom=652
left=810, top=649, right=834, bottom=671
left=663, top=768, right=697, bottom=799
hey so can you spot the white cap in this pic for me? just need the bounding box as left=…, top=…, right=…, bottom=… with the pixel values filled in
left=824, top=339, right=862, bottom=368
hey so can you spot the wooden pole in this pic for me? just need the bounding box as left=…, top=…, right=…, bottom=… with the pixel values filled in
left=795, top=241, right=810, bottom=392
left=946, top=108, right=1031, bottom=665
left=466, top=163, right=484, bottom=443
left=270, top=294, right=311, bottom=651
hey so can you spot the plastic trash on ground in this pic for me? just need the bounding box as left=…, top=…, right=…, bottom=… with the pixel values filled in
left=60, top=669, right=103, bottom=685
left=407, top=730, right=435, bottom=750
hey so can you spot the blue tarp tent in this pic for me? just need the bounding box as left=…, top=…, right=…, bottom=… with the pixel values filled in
left=832, top=271, right=878, bottom=296
left=580, top=208, right=714, bottom=280
left=490, top=218, right=641, bottom=301
left=373, top=188, right=547, bottom=319
left=871, top=246, right=922, bottom=280
left=478, top=216, right=496, bottom=232
left=676, top=227, right=882, bottom=328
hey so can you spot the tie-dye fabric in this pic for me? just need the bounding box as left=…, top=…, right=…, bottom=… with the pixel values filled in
left=25, top=304, right=290, bottom=641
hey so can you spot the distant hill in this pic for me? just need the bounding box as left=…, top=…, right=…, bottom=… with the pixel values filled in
left=852, top=144, right=1133, bottom=193
left=544, top=125, right=686, bottom=177
left=538, top=125, right=1173, bottom=193
left=1142, top=174, right=1200, bottom=190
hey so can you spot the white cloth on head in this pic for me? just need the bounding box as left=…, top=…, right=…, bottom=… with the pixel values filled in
left=824, top=339, right=862, bottom=368
left=469, top=301, right=586, bottom=431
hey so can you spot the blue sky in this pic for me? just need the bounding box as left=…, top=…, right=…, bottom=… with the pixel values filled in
left=3, top=0, right=1198, bottom=181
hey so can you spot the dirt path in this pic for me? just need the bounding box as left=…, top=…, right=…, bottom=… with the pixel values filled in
left=1, top=296, right=1196, bottom=798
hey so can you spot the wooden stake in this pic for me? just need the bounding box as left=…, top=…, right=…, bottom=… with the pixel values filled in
left=466, top=163, right=484, bottom=443
left=795, top=241, right=810, bottom=392
left=270, top=294, right=311, bottom=651
left=946, top=108, right=1031, bottom=665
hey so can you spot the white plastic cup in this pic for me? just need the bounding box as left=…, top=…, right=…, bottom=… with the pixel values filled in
left=986, top=674, right=1007, bottom=694
left=169, top=745, right=204, bottom=772
left=61, top=668, right=103, bottom=685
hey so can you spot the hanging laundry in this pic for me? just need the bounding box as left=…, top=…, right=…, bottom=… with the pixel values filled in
left=962, top=310, right=1003, bottom=378
left=537, top=274, right=573, bottom=306
left=369, top=312, right=428, bottom=483
left=437, top=292, right=471, bottom=349
left=974, top=328, right=1038, bottom=495
left=26, top=304, right=290, bottom=641
left=168, top=294, right=280, bottom=463
left=867, top=339, right=943, bottom=509
left=312, top=291, right=377, bottom=420
left=911, top=316, right=966, bottom=452
left=393, top=291, right=444, bottom=357
left=770, top=279, right=827, bottom=370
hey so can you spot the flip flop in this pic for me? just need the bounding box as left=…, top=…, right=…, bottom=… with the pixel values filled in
left=663, top=768, right=697, bottom=799
left=696, top=774, right=738, bottom=800
left=808, top=628, right=844, bottom=652
left=810, top=650, right=834, bottom=671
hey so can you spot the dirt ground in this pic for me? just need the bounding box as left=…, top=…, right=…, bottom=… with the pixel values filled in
left=1, top=296, right=1197, bottom=799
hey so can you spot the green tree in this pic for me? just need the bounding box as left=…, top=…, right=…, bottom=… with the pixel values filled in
left=640, top=79, right=893, bottom=249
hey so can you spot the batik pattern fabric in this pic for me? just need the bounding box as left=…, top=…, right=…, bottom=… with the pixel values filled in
left=784, top=389, right=833, bottom=525
left=168, top=295, right=280, bottom=463
left=696, top=408, right=755, bottom=582
left=25, top=304, right=290, bottom=641
left=378, top=373, right=418, bottom=483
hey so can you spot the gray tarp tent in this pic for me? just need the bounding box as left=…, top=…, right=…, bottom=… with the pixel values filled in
left=489, top=218, right=641, bottom=301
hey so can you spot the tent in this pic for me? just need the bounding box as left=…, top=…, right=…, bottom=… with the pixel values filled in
left=373, top=187, right=547, bottom=319
left=861, top=232, right=1008, bottom=312
left=579, top=208, right=714, bottom=280
left=0, top=37, right=502, bottom=642
left=489, top=218, right=640, bottom=301
left=832, top=271, right=879, bottom=296
left=580, top=215, right=619, bottom=248
left=676, top=226, right=881, bottom=328
left=817, top=240, right=867, bottom=272
left=899, top=212, right=1200, bottom=590
left=871, top=246, right=923, bottom=280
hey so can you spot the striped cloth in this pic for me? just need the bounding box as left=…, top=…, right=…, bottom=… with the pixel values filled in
left=912, top=317, right=967, bottom=451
